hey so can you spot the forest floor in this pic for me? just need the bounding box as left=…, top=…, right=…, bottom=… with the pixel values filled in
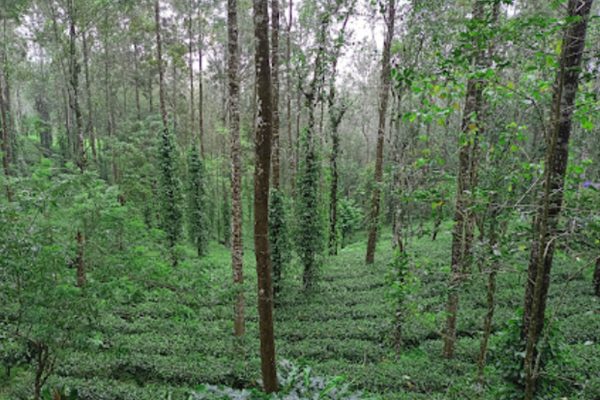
left=2, top=224, right=599, bottom=399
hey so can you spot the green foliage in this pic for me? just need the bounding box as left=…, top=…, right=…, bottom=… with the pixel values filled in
left=190, top=360, right=363, bottom=399
left=337, top=198, right=363, bottom=248
left=186, top=147, right=209, bottom=257
left=269, top=189, right=290, bottom=296
left=491, top=311, right=571, bottom=400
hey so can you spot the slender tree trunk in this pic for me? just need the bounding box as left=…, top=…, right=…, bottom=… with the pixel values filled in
left=286, top=0, right=293, bottom=192
left=365, top=0, right=395, bottom=264
left=253, top=0, right=277, bottom=391
left=134, top=42, right=141, bottom=121
left=198, top=22, right=205, bottom=156
left=0, top=67, right=11, bottom=201
left=443, top=0, right=494, bottom=358
left=327, top=10, right=351, bottom=256
left=228, top=0, right=245, bottom=338
left=477, top=201, right=500, bottom=383
left=188, top=6, right=195, bottom=139
left=82, top=31, right=97, bottom=162
left=522, top=2, right=593, bottom=398
left=271, top=0, right=280, bottom=189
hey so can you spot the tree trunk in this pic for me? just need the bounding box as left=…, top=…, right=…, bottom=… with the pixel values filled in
left=443, top=0, right=493, bottom=359
left=327, top=10, right=351, bottom=256
left=286, top=0, right=293, bottom=192
left=594, top=256, right=600, bottom=297
left=522, top=2, right=593, bottom=398
left=271, top=0, right=280, bottom=189
left=82, top=31, right=97, bottom=162
left=365, top=0, right=395, bottom=264
left=198, top=21, right=205, bottom=156
left=0, top=64, right=11, bottom=201
left=188, top=6, right=195, bottom=139
left=477, top=200, right=500, bottom=383
left=228, top=0, right=245, bottom=337
left=253, top=0, right=278, bottom=392
left=134, top=41, right=141, bottom=121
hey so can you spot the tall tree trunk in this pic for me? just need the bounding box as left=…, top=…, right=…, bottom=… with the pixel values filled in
left=67, top=0, right=87, bottom=291
left=82, top=31, right=97, bottom=162
left=188, top=6, right=195, bottom=139
left=253, top=0, right=277, bottom=392
left=0, top=66, right=11, bottom=201
left=477, top=199, right=500, bottom=383
left=327, top=9, right=351, bottom=256
left=228, top=0, right=245, bottom=338
left=197, top=20, right=205, bottom=156
left=286, top=0, right=293, bottom=192
left=522, top=2, right=593, bottom=398
left=134, top=42, right=141, bottom=121
left=443, top=0, right=494, bottom=358
left=365, top=0, right=395, bottom=264
left=271, top=0, right=280, bottom=189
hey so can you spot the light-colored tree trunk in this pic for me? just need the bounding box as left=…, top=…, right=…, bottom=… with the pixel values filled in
left=365, top=0, right=395, bottom=264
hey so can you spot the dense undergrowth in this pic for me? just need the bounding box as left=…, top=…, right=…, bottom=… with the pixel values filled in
left=2, top=222, right=598, bottom=400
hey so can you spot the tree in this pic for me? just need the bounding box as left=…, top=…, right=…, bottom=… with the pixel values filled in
left=269, top=0, right=290, bottom=296
left=522, top=1, right=594, bottom=398
left=155, top=0, right=183, bottom=266
left=365, top=0, right=395, bottom=264
left=228, top=0, right=245, bottom=337
left=443, top=0, right=498, bottom=359
left=253, top=0, right=278, bottom=391
left=187, top=146, right=209, bottom=256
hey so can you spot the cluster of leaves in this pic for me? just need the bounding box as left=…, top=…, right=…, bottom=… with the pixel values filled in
left=490, top=311, right=571, bottom=400
left=190, top=360, right=363, bottom=400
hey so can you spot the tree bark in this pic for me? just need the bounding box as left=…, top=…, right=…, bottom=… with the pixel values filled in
left=522, top=2, right=593, bottom=398
left=327, top=10, right=352, bottom=256
left=82, top=30, right=97, bottom=162
left=365, top=0, right=395, bottom=264
left=271, top=0, right=280, bottom=189
left=286, top=0, right=293, bottom=192
left=188, top=5, right=195, bottom=139
left=0, top=64, right=11, bottom=201
left=198, top=16, right=205, bottom=156
left=253, top=0, right=278, bottom=391
left=443, top=0, right=492, bottom=358
left=228, top=0, right=245, bottom=337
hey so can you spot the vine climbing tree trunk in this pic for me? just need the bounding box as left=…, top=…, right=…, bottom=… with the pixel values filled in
left=522, top=1, right=593, bottom=398
left=365, top=0, right=395, bottom=264
left=253, top=0, right=277, bottom=391
left=228, top=0, right=245, bottom=337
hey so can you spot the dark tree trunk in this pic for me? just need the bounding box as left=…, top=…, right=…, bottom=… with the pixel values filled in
left=594, top=256, right=600, bottom=297
left=134, top=42, right=141, bottom=121
left=365, top=0, right=395, bottom=264
left=228, top=0, right=245, bottom=337
left=522, top=2, right=593, bottom=398
left=253, top=0, right=278, bottom=392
